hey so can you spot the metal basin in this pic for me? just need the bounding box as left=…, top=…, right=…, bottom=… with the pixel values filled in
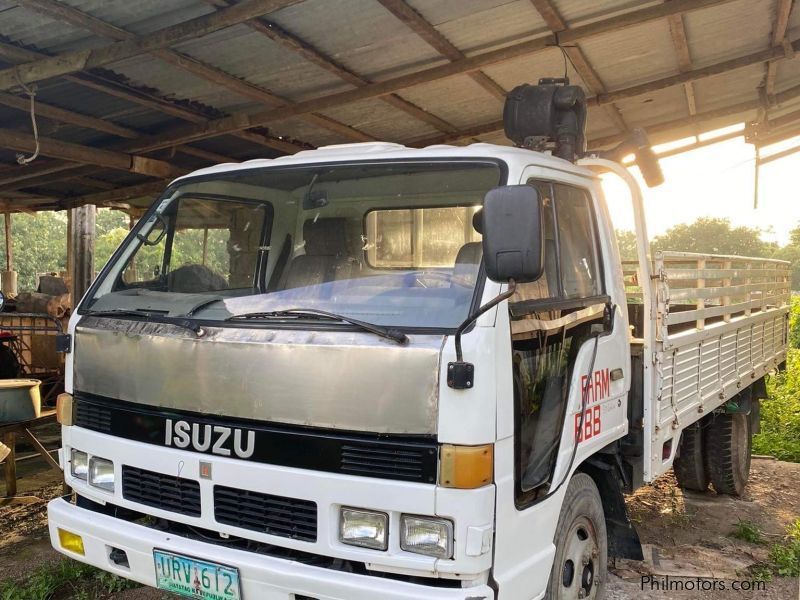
left=0, top=379, right=41, bottom=423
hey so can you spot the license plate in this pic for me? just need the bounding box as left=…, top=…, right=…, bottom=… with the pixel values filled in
left=153, top=550, right=242, bottom=600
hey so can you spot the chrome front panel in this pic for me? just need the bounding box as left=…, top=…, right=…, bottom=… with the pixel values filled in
left=74, top=317, right=443, bottom=434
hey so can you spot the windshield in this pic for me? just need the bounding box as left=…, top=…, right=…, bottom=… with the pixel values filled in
left=86, top=161, right=503, bottom=329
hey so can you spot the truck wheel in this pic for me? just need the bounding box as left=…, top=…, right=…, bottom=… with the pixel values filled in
left=673, top=423, right=709, bottom=492
left=706, top=412, right=752, bottom=496
left=546, top=473, right=607, bottom=600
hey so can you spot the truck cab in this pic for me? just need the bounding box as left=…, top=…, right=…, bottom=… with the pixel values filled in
left=48, top=138, right=788, bottom=600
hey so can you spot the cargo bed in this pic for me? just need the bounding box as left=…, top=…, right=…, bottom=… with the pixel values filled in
left=625, top=251, right=790, bottom=480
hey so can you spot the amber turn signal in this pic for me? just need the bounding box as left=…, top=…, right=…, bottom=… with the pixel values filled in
left=58, top=528, right=85, bottom=555
left=439, top=444, right=493, bottom=489
left=56, top=393, right=73, bottom=426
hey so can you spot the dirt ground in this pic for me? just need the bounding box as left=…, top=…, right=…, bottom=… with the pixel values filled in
left=606, top=458, right=800, bottom=599
left=1, top=456, right=798, bottom=599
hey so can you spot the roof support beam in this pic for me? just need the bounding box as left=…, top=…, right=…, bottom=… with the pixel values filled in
left=0, top=0, right=304, bottom=90
left=592, top=41, right=796, bottom=106
left=15, top=0, right=371, bottom=143
left=376, top=0, right=507, bottom=100
left=591, top=82, right=800, bottom=147
left=68, top=181, right=167, bottom=208
left=0, top=128, right=185, bottom=179
left=414, top=79, right=800, bottom=149
left=529, top=0, right=629, bottom=133
left=130, top=20, right=797, bottom=152
left=0, top=90, right=139, bottom=138
left=205, top=0, right=459, bottom=133
left=0, top=38, right=306, bottom=156
left=764, top=0, right=794, bottom=98
left=666, top=10, right=698, bottom=115
left=0, top=0, right=749, bottom=181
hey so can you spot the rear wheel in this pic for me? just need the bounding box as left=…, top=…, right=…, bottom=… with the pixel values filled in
left=706, top=412, right=752, bottom=496
left=546, top=473, right=607, bottom=600
left=673, top=422, right=709, bottom=492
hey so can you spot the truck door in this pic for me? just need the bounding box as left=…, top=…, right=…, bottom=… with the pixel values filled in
left=492, top=174, right=631, bottom=599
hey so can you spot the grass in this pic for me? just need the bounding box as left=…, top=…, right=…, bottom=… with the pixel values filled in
left=0, top=560, right=139, bottom=600
left=752, top=297, right=800, bottom=462
left=732, top=519, right=763, bottom=544
left=745, top=519, right=800, bottom=582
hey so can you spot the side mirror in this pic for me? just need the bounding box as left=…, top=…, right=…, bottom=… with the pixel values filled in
left=0, top=290, right=5, bottom=312
left=481, top=185, right=545, bottom=283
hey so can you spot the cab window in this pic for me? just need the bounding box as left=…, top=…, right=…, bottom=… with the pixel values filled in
left=511, top=180, right=607, bottom=507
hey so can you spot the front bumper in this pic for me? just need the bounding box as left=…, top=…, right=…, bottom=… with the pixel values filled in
left=48, top=498, right=495, bottom=600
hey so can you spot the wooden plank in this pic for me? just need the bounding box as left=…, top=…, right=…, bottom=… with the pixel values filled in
left=696, top=258, right=706, bottom=330
left=0, top=91, right=139, bottom=139
left=668, top=282, right=790, bottom=301
left=0, top=0, right=305, bottom=90
left=664, top=267, right=787, bottom=279
left=377, top=0, right=507, bottom=100
left=530, top=0, right=628, bottom=133
left=205, top=0, right=460, bottom=133
left=765, top=0, right=793, bottom=97
left=20, top=428, right=61, bottom=472
left=4, top=213, right=11, bottom=272
left=665, top=299, right=761, bottom=325
left=18, top=0, right=368, bottom=143
left=0, top=128, right=185, bottom=179
left=4, top=0, right=746, bottom=172
left=667, top=13, right=697, bottom=115
left=70, top=204, right=95, bottom=302
left=3, top=433, right=16, bottom=497
left=0, top=40, right=306, bottom=156
left=68, top=182, right=167, bottom=208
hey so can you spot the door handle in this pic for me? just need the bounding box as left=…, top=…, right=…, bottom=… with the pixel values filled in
left=610, top=368, right=624, bottom=381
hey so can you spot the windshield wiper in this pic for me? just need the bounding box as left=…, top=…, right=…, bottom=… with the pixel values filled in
left=226, top=308, right=408, bottom=345
left=83, top=309, right=205, bottom=337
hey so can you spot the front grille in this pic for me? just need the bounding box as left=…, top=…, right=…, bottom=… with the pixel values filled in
left=214, top=486, right=317, bottom=542
left=74, top=400, right=111, bottom=433
left=340, top=443, right=433, bottom=482
left=122, top=466, right=201, bottom=517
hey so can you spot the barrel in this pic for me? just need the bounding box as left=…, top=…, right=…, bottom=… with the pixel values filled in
left=0, top=379, right=41, bottom=423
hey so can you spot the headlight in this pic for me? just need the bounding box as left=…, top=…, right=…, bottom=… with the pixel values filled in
left=400, top=515, right=454, bottom=559
left=339, top=507, right=388, bottom=550
left=88, top=456, right=115, bottom=492
left=70, top=449, right=88, bottom=480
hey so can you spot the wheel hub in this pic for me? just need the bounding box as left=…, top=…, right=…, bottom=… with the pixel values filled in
left=559, top=516, right=599, bottom=600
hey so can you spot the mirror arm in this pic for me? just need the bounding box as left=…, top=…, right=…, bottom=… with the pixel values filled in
left=448, top=279, right=516, bottom=390
left=454, top=278, right=517, bottom=362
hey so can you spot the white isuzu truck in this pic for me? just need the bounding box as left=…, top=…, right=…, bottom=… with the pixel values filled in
left=48, top=81, right=789, bottom=600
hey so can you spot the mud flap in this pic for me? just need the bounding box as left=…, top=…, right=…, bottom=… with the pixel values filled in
left=581, top=457, right=644, bottom=561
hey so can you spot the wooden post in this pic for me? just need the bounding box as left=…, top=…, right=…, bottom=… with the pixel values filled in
left=3, top=213, right=11, bottom=272
left=3, top=432, right=15, bottom=497
left=723, top=260, right=732, bottom=322
left=696, top=258, right=705, bottom=330
left=69, top=204, right=96, bottom=304
left=745, top=262, right=752, bottom=316
left=202, top=227, right=209, bottom=266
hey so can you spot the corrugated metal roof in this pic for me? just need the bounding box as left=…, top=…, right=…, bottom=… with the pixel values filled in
left=0, top=0, right=797, bottom=210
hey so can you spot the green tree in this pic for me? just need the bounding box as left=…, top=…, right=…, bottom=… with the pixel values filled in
left=775, top=224, right=800, bottom=290
left=650, top=218, right=777, bottom=258
left=615, top=230, right=639, bottom=262
left=0, top=212, right=68, bottom=292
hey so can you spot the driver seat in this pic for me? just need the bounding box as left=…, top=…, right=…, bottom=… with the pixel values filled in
left=283, top=218, right=353, bottom=289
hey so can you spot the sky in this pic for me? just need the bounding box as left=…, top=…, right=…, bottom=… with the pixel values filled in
left=600, top=126, right=800, bottom=246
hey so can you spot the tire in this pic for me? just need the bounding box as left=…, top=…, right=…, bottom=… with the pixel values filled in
left=546, top=473, right=607, bottom=600
left=673, top=422, right=709, bottom=492
left=706, top=412, right=752, bottom=496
